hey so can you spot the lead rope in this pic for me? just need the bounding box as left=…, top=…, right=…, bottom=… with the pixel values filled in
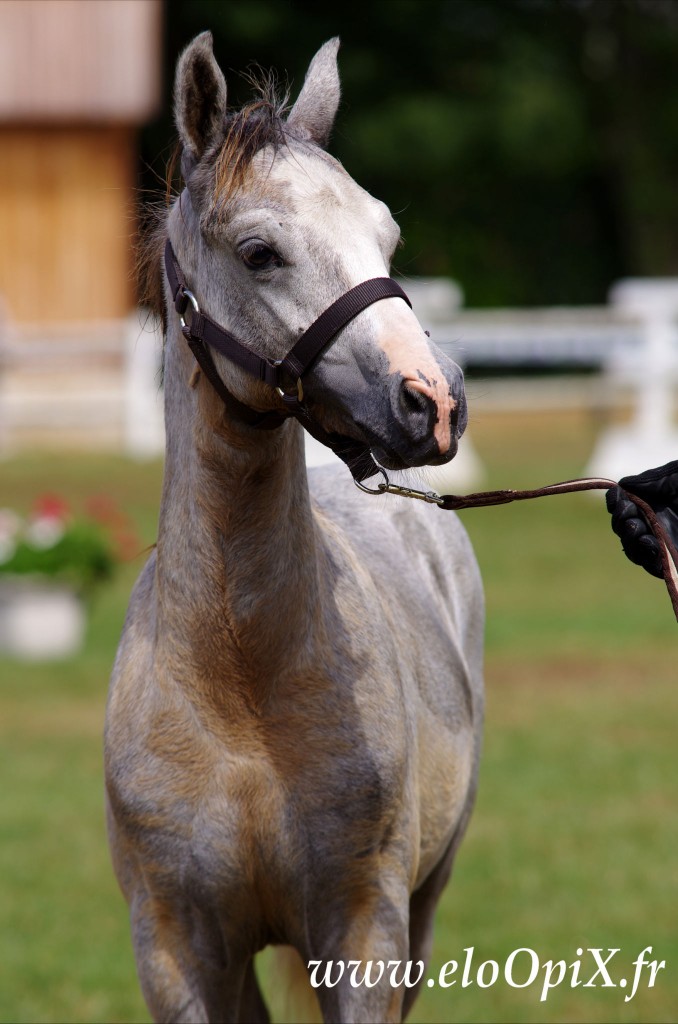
left=356, top=470, right=678, bottom=623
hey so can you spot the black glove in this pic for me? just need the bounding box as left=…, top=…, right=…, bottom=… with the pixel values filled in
left=606, top=461, right=678, bottom=579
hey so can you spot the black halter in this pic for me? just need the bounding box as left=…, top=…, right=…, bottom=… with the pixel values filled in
left=164, top=239, right=412, bottom=482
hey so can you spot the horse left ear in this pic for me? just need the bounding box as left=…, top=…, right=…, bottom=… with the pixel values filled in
left=174, top=31, right=228, bottom=161
left=287, top=38, right=341, bottom=147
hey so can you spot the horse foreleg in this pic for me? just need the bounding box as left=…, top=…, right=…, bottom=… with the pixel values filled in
left=402, top=815, right=475, bottom=1021
left=310, top=891, right=410, bottom=1024
left=129, top=889, right=256, bottom=1024
left=130, top=892, right=209, bottom=1023
left=237, top=959, right=270, bottom=1024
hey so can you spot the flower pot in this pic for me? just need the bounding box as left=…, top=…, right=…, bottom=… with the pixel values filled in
left=0, top=577, right=86, bottom=660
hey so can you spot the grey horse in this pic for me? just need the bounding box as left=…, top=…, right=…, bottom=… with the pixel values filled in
left=105, top=33, right=484, bottom=1024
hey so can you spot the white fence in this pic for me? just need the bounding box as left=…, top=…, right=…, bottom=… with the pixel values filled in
left=405, top=277, right=678, bottom=481
left=0, top=314, right=164, bottom=457
left=1, top=279, right=677, bottom=484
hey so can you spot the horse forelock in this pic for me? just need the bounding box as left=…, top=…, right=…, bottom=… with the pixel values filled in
left=212, top=99, right=289, bottom=213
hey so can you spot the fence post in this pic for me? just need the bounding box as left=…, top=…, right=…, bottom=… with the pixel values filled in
left=0, top=298, right=9, bottom=457
left=123, top=314, right=165, bottom=459
left=586, top=279, right=678, bottom=481
left=398, top=277, right=484, bottom=491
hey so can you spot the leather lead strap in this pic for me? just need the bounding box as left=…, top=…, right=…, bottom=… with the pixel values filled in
left=439, top=476, right=678, bottom=623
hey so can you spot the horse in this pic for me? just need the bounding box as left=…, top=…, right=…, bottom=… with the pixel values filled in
left=105, top=32, right=484, bottom=1024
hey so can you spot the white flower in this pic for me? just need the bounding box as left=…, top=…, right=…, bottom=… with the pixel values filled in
left=0, top=509, right=21, bottom=551
left=0, top=535, right=17, bottom=564
left=25, top=515, right=65, bottom=549
left=0, top=508, right=21, bottom=538
left=0, top=510, right=22, bottom=565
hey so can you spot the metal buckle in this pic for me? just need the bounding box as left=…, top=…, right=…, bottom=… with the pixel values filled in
left=355, top=463, right=444, bottom=505
left=179, top=289, right=200, bottom=332
left=273, top=360, right=304, bottom=403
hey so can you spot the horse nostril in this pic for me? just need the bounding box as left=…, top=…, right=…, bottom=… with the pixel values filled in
left=401, top=381, right=429, bottom=416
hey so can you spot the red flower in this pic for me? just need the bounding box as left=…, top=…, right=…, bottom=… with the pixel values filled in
left=32, top=494, right=70, bottom=521
left=85, top=494, right=123, bottom=526
left=85, top=495, right=142, bottom=560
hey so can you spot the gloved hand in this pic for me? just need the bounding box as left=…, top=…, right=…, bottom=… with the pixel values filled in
left=606, top=461, right=678, bottom=579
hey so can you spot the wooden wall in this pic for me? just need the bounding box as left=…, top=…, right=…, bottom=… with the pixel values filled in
left=0, top=0, right=160, bottom=326
left=0, top=127, right=136, bottom=322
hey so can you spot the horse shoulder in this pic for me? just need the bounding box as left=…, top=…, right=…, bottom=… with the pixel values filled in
left=105, top=553, right=203, bottom=846
left=309, top=466, right=484, bottom=884
left=309, top=464, right=483, bottom=656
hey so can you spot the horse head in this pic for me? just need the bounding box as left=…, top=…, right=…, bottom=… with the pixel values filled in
left=168, top=31, right=467, bottom=474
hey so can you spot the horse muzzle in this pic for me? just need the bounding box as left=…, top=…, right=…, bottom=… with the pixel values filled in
left=358, top=364, right=468, bottom=472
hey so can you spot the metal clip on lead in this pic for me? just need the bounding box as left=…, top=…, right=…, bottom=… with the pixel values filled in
left=354, top=466, right=444, bottom=505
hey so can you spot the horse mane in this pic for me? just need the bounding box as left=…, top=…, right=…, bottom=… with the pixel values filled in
left=136, top=73, right=290, bottom=331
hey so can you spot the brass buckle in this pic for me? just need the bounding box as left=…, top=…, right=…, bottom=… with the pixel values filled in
left=273, top=361, right=304, bottom=403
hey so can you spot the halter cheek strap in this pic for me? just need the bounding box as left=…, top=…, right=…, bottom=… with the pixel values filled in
left=165, top=240, right=410, bottom=399
left=164, top=238, right=411, bottom=480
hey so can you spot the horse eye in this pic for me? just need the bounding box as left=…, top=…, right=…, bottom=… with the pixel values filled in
left=240, top=243, right=283, bottom=271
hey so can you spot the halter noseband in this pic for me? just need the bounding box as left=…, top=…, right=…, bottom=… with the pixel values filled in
left=164, top=239, right=412, bottom=481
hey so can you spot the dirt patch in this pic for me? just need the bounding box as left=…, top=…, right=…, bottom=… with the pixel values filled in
left=0, top=697, right=105, bottom=740
left=486, top=651, right=669, bottom=691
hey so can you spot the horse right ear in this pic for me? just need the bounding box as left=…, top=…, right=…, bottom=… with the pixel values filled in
left=287, top=38, right=341, bottom=147
left=174, top=31, right=227, bottom=162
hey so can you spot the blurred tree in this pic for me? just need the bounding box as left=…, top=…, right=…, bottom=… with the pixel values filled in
left=140, top=0, right=678, bottom=306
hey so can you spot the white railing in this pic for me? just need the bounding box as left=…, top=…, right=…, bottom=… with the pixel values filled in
left=0, top=313, right=164, bottom=459
left=585, top=280, right=678, bottom=480
left=404, top=278, right=678, bottom=481
left=1, top=280, right=677, bottom=483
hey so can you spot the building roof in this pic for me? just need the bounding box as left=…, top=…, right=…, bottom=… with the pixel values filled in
left=0, top=0, right=162, bottom=124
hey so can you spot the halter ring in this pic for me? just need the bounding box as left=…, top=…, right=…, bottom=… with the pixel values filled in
left=354, top=467, right=389, bottom=495
left=179, top=289, right=200, bottom=331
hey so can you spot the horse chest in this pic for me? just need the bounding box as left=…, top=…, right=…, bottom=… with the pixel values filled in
left=166, top=729, right=410, bottom=941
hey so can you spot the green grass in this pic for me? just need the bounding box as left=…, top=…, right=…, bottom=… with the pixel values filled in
left=1, top=411, right=675, bottom=1023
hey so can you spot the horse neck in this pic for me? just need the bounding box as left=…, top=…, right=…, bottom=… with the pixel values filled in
left=155, top=316, right=321, bottom=698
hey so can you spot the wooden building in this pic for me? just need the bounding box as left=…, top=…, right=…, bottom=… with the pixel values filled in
left=0, top=0, right=162, bottom=451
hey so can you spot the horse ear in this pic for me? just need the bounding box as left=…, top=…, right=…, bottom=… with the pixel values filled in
left=287, top=38, right=341, bottom=147
left=174, top=31, right=227, bottom=161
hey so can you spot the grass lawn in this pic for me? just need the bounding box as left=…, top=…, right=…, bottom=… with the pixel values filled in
left=0, top=409, right=675, bottom=1023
